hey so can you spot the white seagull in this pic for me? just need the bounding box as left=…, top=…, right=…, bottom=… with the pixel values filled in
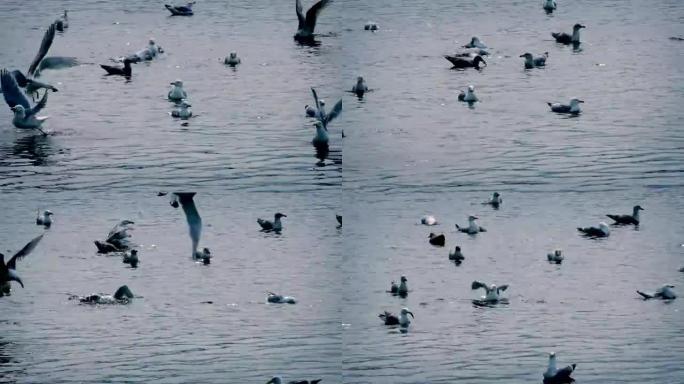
left=471, top=280, right=508, bottom=303
left=36, top=210, right=53, bottom=227
left=168, top=80, right=187, bottom=101
left=456, top=215, right=486, bottom=234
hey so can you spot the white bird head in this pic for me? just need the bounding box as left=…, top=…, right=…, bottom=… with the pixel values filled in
left=468, top=215, right=478, bottom=221
left=490, top=284, right=497, bottom=291
left=10, top=105, right=26, bottom=115
left=319, top=99, right=325, bottom=106
left=468, top=85, right=475, bottom=92
left=400, top=307, right=414, bottom=318
left=569, top=97, right=584, bottom=106
left=180, top=100, right=191, bottom=108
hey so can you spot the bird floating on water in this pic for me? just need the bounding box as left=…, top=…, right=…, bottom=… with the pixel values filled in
left=294, top=0, right=332, bottom=44
left=165, top=2, right=195, bottom=16
left=548, top=98, right=583, bottom=114
left=266, top=376, right=321, bottom=384
left=463, top=36, right=487, bottom=49
left=100, top=58, right=132, bottom=77
left=124, top=39, right=163, bottom=63
left=351, top=76, right=368, bottom=98
left=258, top=213, right=287, bottom=232
left=379, top=307, right=413, bottom=327
left=171, top=100, right=192, bottom=119
left=94, top=220, right=134, bottom=253
left=389, top=276, right=408, bottom=297
left=471, top=280, right=508, bottom=303
left=36, top=210, right=53, bottom=228
left=170, top=193, right=211, bottom=264
left=543, top=0, right=557, bottom=13
left=547, top=249, right=564, bottom=264
left=520, top=52, right=548, bottom=69
left=607, top=205, right=643, bottom=225
left=456, top=215, right=486, bottom=234
left=267, top=292, right=297, bottom=304
left=552, top=24, right=585, bottom=45
left=224, top=52, right=241, bottom=66
left=483, top=192, right=502, bottom=208
left=637, top=284, right=676, bottom=300
left=420, top=215, right=438, bottom=226
left=543, top=352, right=576, bottom=384
left=0, top=234, right=43, bottom=297
left=444, top=54, right=487, bottom=69
left=336, top=214, right=342, bottom=227
left=55, top=10, right=69, bottom=31
left=364, top=21, right=379, bottom=31
left=168, top=80, right=187, bottom=101
left=458, top=85, right=478, bottom=102
left=76, top=285, right=135, bottom=305
left=1, top=69, right=51, bottom=133
left=122, top=249, right=139, bottom=268
left=449, top=246, right=465, bottom=263
left=577, top=222, right=609, bottom=238
left=428, top=232, right=446, bottom=246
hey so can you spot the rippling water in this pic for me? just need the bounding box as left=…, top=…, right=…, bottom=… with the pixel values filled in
left=1, top=0, right=683, bottom=383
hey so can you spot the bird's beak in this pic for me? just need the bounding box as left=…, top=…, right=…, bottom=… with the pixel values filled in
left=170, top=82, right=175, bottom=85
left=578, top=100, right=585, bottom=103
left=473, top=216, right=479, bottom=219
left=408, top=311, right=414, bottom=318
left=282, top=214, right=287, bottom=217
left=185, top=104, right=192, bottom=107
left=519, top=54, right=525, bottom=57
left=580, top=25, right=586, bottom=28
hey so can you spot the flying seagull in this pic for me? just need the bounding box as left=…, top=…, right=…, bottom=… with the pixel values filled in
left=294, top=0, right=332, bottom=43
left=1, top=69, right=50, bottom=133
left=0, top=234, right=44, bottom=296
left=171, top=193, right=211, bottom=263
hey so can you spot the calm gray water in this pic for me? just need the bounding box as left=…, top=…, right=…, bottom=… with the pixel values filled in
left=1, top=0, right=683, bottom=383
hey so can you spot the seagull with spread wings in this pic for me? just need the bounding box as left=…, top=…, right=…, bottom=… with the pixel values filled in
left=0, top=234, right=44, bottom=296
left=294, top=0, right=332, bottom=43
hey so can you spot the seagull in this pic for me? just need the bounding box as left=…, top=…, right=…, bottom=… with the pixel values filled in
left=100, top=58, right=132, bottom=77
left=122, top=249, right=139, bottom=268
left=389, top=276, right=408, bottom=297
left=336, top=214, right=342, bottom=227
left=471, top=280, right=508, bottom=303
left=548, top=98, right=583, bottom=114
left=420, top=215, right=438, bottom=226
left=257, top=213, right=287, bottom=232
left=171, top=100, right=192, bottom=119
left=125, top=39, right=163, bottom=63
left=224, top=52, right=241, bottom=66
left=552, top=24, right=585, bottom=45
left=165, top=2, right=195, bottom=16
left=27, top=22, right=78, bottom=77
left=170, top=193, right=211, bottom=264
left=267, top=292, right=297, bottom=304
left=543, top=352, right=576, bottom=384
left=168, top=80, right=187, bottom=101
left=94, top=220, right=134, bottom=253
left=55, top=10, right=69, bottom=31
left=456, top=215, right=486, bottom=234
left=379, top=307, right=413, bottom=327
left=364, top=21, right=379, bottom=31
left=294, top=0, right=332, bottom=43
left=520, top=52, right=548, bottom=69
left=577, top=222, right=610, bottom=238
left=449, top=246, right=465, bottom=263
left=351, top=76, right=368, bottom=97
left=458, top=85, right=478, bottom=102
left=483, top=192, right=502, bottom=208
left=543, top=0, right=557, bottom=12
left=463, top=36, right=487, bottom=49
left=2, top=70, right=58, bottom=102
left=637, top=284, right=677, bottom=300
left=1, top=69, right=51, bottom=133
left=36, top=210, right=53, bottom=228
left=444, top=55, right=487, bottom=69
left=266, top=377, right=321, bottom=384
left=547, top=249, right=564, bottom=264
left=311, top=87, right=342, bottom=130
left=77, top=285, right=134, bottom=304
left=607, top=205, right=643, bottom=225
left=429, top=232, right=446, bottom=246
left=0, top=234, right=44, bottom=296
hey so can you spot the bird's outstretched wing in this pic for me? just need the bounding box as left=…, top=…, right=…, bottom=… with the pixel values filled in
left=471, top=280, right=488, bottom=290
left=7, top=234, right=44, bottom=270
left=174, top=192, right=202, bottom=255
left=295, top=0, right=306, bottom=30
left=325, top=99, right=342, bottom=125
left=311, top=87, right=322, bottom=117
left=497, top=284, right=509, bottom=293
left=28, top=88, right=48, bottom=116
left=305, top=0, right=332, bottom=33
left=28, top=23, right=57, bottom=76
left=1, top=69, right=31, bottom=109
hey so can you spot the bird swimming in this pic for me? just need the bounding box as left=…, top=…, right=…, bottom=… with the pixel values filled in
left=0, top=234, right=43, bottom=297
left=428, top=232, right=446, bottom=246
left=520, top=52, right=548, bottom=69
left=637, top=284, right=676, bottom=300
left=257, top=213, right=287, bottom=232
left=552, top=24, right=585, bottom=45
left=294, top=0, right=332, bottom=43
left=171, top=100, right=192, bottom=119
left=379, top=307, right=414, bottom=327
left=389, top=276, right=408, bottom=297
left=543, top=0, right=557, bottom=12
left=420, top=215, right=438, bottom=226
left=351, top=76, right=368, bottom=98
left=607, top=205, right=643, bottom=225
left=100, top=58, right=132, bottom=77
left=168, top=80, right=187, bottom=101
left=36, top=210, right=53, bottom=228
left=364, top=21, right=379, bottom=31
left=267, top=292, right=297, bottom=304
left=456, top=215, right=486, bottom=234
left=458, top=85, right=478, bottom=102
left=543, top=352, right=576, bottom=384
left=55, top=10, right=69, bottom=31
left=75, top=285, right=135, bottom=305
left=548, top=98, right=583, bottom=114
left=547, top=249, right=563, bottom=264
left=170, top=193, right=211, bottom=264
left=464, top=36, right=487, bottom=49
left=224, top=52, right=241, bottom=66
left=444, top=54, right=487, bottom=69
left=336, top=214, right=342, bottom=227
left=266, top=376, right=321, bottom=384
left=122, top=249, right=139, bottom=268
left=471, top=280, right=508, bottom=303
left=449, top=246, right=465, bottom=263
left=483, top=192, right=502, bottom=208
left=165, top=2, right=195, bottom=16
left=125, top=39, right=163, bottom=63
left=94, top=220, right=135, bottom=253
left=577, top=222, right=610, bottom=238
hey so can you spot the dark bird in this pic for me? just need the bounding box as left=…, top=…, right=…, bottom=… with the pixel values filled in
left=607, top=205, right=643, bottom=225
left=100, top=59, right=132, bottom=77
left=379, top=308, right=413, bottom=327
left=543, top=352, right=576, bottom=384
left=449, top=246, right=465, bottom=263
left=0, top=234, right=44, bottom=296
left=428, top=232, right=446, bottom=246
left=577, top=222, right=610, bottom=238
left=336, top=214, right=342, bottom=227
left=388, top=276, right=408, bottom=296
left=165, top=2, right=195, bottom=16
left=552, top=24, right=585, bottom=45
left=444, top=54, right=487, bottom=69
left=294, top=0, right=332, bottom=43
left=258, top=213, right=287, bottom=232
left=55, top=10, right=69, bottom=31
left=94, top=220, right=134, bottom=253
left=520, top=52, right=548, bottom=69
left=266, top=377, right=321, bottom=384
